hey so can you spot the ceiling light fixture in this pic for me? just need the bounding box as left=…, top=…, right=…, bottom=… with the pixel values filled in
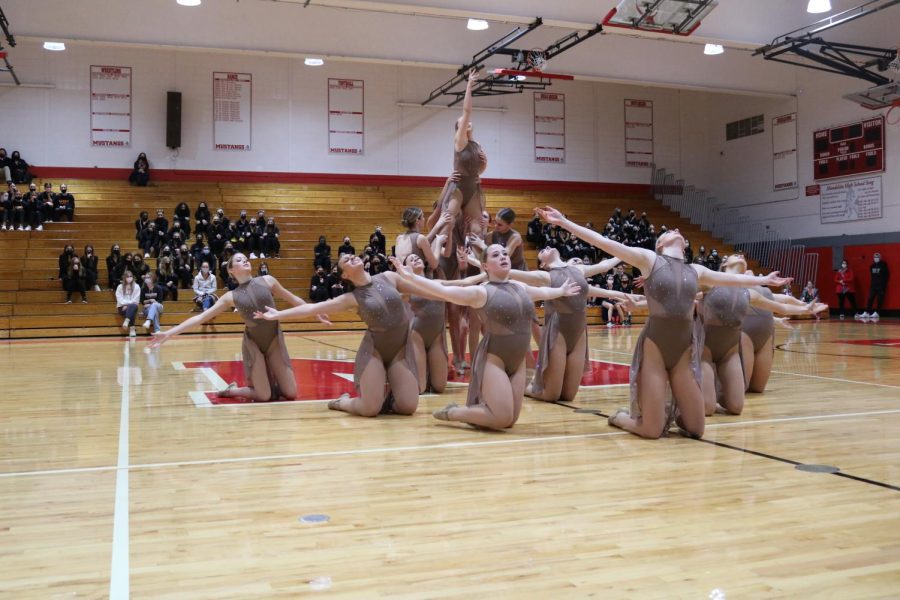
left=176, top=0, right=202, bottom=6
left=703, top=44, right=724, bottom=55
left=43, top=41, right=66, bottom=51
left=304, top=57, right=324, bottom=66
left=807, top=0, right=831, bottom=14
left=467, top=18, right=489, bottom=31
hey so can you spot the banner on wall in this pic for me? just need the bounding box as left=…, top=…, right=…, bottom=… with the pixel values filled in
left=624, top=99, right=653, bottom=167
left=820, top=176, right=882, bottom=224
left=90, top=66, right=132, bottom=148
left=772, top=113, right=798, bottom=191
left=328, top=78, right=364, bottom=155
left=534, top=92, right=565, bottom=163
left=213, top=72, right=252, bottom=151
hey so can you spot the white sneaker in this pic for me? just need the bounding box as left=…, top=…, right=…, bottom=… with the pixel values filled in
left=860, top=312, right=870, bottom=318
left=24, top=225, right=31, bottom=231
left=249, top=253, right=257, bottom=259
left=129, top=327, right=136, bottom=337
left=144, top=253, right=150, bottom=258
left=1, top=225, right=6, bottom=231
left=17, top=226, right=23, bottom=231
left=142, top=320, right=151, bottom=330
left=871, top=312, right=879, bottom=320
left=259, top=253, right=266, bottom=259
left=122, top=319, right=130, bottom=329
left=606, top=321, right=614, bottom=328
left=854, top=313, right=863, bottom=320
left=93, top=285, right=101, bottom=292
left=36, top=225, right=43, bottom=231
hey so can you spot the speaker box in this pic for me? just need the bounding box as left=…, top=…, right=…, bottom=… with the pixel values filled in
left=166, top=91, right=182, bottom=149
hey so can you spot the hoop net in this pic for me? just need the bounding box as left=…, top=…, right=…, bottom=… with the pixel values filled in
left=527, top=48, right=547, bottom=72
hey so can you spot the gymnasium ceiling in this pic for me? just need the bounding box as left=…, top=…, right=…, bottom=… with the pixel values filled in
left=4, top=0, right=898, bottom=93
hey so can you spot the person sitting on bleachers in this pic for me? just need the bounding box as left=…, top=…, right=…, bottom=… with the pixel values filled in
left=134, top=210, right=150, bottom=242
left=214, top=207, right=229, bottom=228
left=245, top=217, right=262, bottom=258
left=58, top=245, right=75, bottom=286
left=194, top=202, right=211, bottom=237
left=261, top=217, right=280, bottom=258
left=82, top=245, right=101, bottom=292
left=129, top=153, right=150, bottom=186
left=309, top=266, right=330, bottom=303
left=153, top=209, right=169, bottom=237
left=694, top=244, right=707, bottom=265
left=38, top=182, right=56, bottom=224
left=328, top=264, right=346, bottom=298
left=225, top=221, right=244, bottom=253
left=0, top=148, right=10, bottom=182
left=116, top=270, right=141, bottom=336
left=139, top=222, right=160, bottom=258
left=257, top=261, right=270, bottom=277
left=54, top=184, right=75, bottom=222
left=65, top=256, right=88, bottom=304
left=314, top=235, right=331, bottom=271
left=168, top=230, right=185, bottom=253
left=369, top=227, right=385, bottom=255
left=706, top=248, right=722, bottom=271
left=173, top=244, right=194, bottom=290
left=5, top=150, right=31, bottom=184
left=683, top=238, right=694, bottom=264
left=526, top=214, right=543, bottom=248
left=167, top=218, right=186, bottom=245
left=140, top=272, right=168, bottom=334
left=8, top=185, right=25, bottom=231
left=235, top=210, right=250, bottom=234
left=22, top=183, right=40, bottom=231
left=106, top=244, right=123, bottom=291
left=209, top=215, right=226, bottom=255
left=174, top=202, right=192, bottom=236
left=192, top=261, right=218, bottom=312
left=218, top=244, right=235, bottom=282
left=0, top=190, right=9, bottom=230
left=337, top=236, right=354, bottom=258
left=130, top=254, right=151, bottom=279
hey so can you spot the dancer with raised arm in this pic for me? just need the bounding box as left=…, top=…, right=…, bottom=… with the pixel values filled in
left=390, top=245, right=581, bottom=430
left=701, top=255, right=827, bottom=415
left=535, top=207, right=792, bottom=439
left=256, top=254, right=421, bottom=417
left=149, top=253, right=328, bottom=402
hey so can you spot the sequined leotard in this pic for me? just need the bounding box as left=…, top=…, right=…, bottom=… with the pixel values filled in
left=232, top=277, right=292, bottom=401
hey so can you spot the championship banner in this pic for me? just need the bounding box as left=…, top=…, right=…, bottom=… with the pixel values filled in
left=90, top=66, right=132, bottom=148
left=820, top=176, right=882, bottom=224
left=624, top=99, right=653, bottom=167
left=534, top=92, right=565, bottom=163
left=328, top=78, right=365, bottom=155
left=772, top=113, right=798, bottom=191
left=213, top=72, right=252, bottom=151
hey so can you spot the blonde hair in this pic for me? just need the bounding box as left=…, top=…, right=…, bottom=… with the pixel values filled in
left=401, top=207, right=423, bottom=228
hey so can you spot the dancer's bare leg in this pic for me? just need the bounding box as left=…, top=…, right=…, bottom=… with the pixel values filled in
left=443, top=354, right=516, bottom=429
left=410, top=330, right=428, bottom=393
left=525, top=331, right=566, bottom=401
left=269, top=351, right=298, bottom=400
left=386, top=359, right=420, bottom=415
left=700, top=348, right=717, bottom=416
left=717, top=350, right=745, bottom=415
left=427, top=339, right=449, bottom=393
left=219, top=343, right=272, bottom=401
left=748, top=335, right=774, bottom=393
left=559, top=332, right=587, bottom=402
left=447, top=304, right=464, bottom=373
left=331, top=354, right=387, bottom=417
left=509, top=360, right=526, bottom=426
left=740, top=333, right=755, bottom=392
left=669, top=350, right=706, bottom=439
left=467, top=309, right=481, bottom=369
left=608, top=339, right=668, bottom=439
left=526, top=320, right=540, bottom=369
left=441, top=189, right=463, bottom=244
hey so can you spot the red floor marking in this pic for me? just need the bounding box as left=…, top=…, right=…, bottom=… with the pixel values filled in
left=180, top=354, right=630, bottom=405
left=842, top=338, right=900, bottom=347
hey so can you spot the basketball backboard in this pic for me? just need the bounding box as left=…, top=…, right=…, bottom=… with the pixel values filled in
left=844, top=82, right=900, bottom=110
left=602, top=0, right=718, bottom=36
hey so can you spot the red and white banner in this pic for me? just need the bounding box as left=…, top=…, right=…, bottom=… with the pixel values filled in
left=213, top=72, right=252, bottom=151
left=624, top=99, right=653, bottom=167
left=90, top=65, right=131, bottom=148
left=773, top=112, right=798, bottom=191
left=534, top=92, right=565, bottom=163
left=328, top=78, right=364, bottom=155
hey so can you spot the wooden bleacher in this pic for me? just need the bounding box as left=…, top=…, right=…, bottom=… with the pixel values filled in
left=0, top=179, right=750, bottom=339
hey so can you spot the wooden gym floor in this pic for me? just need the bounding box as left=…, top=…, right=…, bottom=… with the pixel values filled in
left=0, top=320, right=898, bottom=598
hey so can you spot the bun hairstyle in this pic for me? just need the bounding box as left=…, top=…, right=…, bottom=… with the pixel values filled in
left=401, top=207, right=424, bottom=228
left=720, top=253, right=747, bottom=272
left=496, top=208, right=516, bottom=224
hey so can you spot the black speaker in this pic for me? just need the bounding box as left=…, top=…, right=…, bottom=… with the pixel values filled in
left=166, top=91, right=182, bottom=149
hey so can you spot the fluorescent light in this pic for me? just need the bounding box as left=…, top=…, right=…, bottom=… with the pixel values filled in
left=467, top=18, right=489, bottom=31
left=703, top=44, right=724, bottom=55
left=176, top=0, right=201, bottom=6
left=515, top=75, right=527, bottom=81
left=304, top=57, right=324, bottom=66
left=807, top=0, right=831, bottom=13
left=43, top=41, right=66, bottom=51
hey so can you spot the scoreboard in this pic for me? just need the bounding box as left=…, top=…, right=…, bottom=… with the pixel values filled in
left=813, top=116, right=884, bottom=181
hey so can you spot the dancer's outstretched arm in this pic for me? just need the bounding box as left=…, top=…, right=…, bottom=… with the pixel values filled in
left=518, top=278, right=582, bottom=303
left=694, top=265, right=792, bottom=289
left=264, top=275, right=332, bottom=325
left=772, top=292, right=806, bottom=307
left=507, top=268, right=551, bottom=287
left=748, top=289, right=827, bottom=316
left=389, top=257, right=487, bottom=308
left=535, top=207, right=655, bottom=273
left=455, top=69, right=479, bottom=152
left=255, top=293, right=356, bottom=322
left=440, top=271, right=488, bottom=287
left=581, top=257, right=622, bottom=278
left=149, top=293, right=233, bottom=348
left=587, top=286, right=643, bottom=303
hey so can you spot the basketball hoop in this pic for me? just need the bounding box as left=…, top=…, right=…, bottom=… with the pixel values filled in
left=527, top=48, right=547, bottom=72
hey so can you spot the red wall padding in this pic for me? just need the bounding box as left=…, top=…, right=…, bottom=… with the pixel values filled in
left=808, top=243, right=898, bottom=310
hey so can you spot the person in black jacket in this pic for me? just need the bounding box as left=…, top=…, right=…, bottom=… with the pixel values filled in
left=309, top=266, right=330, bottom=303
left=173, top=245, right=194, bottom=290
left=58, top=245, right=75, bottom=286
left=9, top=151, right=32, bottom=185
left=153, top=209, right=169, bottom=237
left=134, top=211, right=150, bottom=242
left=245, top=218, right=262, bottom=258
left=862, top=252, right=890, bottom=319
left=82, top=245, right=100, bottom=291
left=66, top=256, right=88, bottom=303
left=55, top=184, right=75, bottom=222
left=261, top=218, right=280, bottom=258
left=129, top=153, right=150, bottom=186
left=174, top=202, right=191, bottom=236
left=337, top=236, right=354, bottom=258
left=38, top=183, right=56, bottom=224
left=22, top=183, right=40, bottom=230
left=313, top=236, right=331, bottom=270
left=0, top=148, right=10, bottom=183
left=156, top=254, right=180, bottom=301
left=139, top=272, right=167, bottom=333
left=370, top=226, right=385, bottom=255
left=139, top=222, right=159, bottom=258
left=194, top=202, right=211, bottom=237
left=106, top=244, right=123, bottom=290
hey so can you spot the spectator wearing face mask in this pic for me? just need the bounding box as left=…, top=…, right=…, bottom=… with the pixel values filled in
left=38, top=183, right=56, bottom=224
left=214, top=207, right=229, bottom=229
left=139, top=222, right=160, bottom=258
left=174, top=245, right=194, bottom=290
left=107, top=244, right=124, bottom=290
left=129, top=153, right=150, bottom=186
left=116, top=270, right=141, bottom=336
left=140, top=272, right=168, bottom=334
left=193, top=261, right=218, bottom=311
left=65, top=256, right=88, bottom=304
left=314, top=236, right=332, bottom=271
left=82, top=245, right=101, bottom=292
left=0, top=190, right=10, bottom=230
left=153, top=209, right=169, bottom=236
left=257, top=261, right=271, bottom=277
left=54, top=184, right=75, bottom=222
left=58, top=245, right=75, bottom=286
left=0, top=148, right=10, bottom=182
left=310, top=266, right=330, bottom=303
left=262, top=218, right=280, bottom=258
left=174, top=202, right=192, bottom=236
left=209, top=215, right=226, bottom=255
left=130, top=254, right=151, bottom=279
left=862, top=252, right=889, bottom=321
left=23, top=182, right=41, bottom=230
left=683, top=239, right=693, bottom=264
left=706, top=248, right=721, bottom=271
left=219, top=244, right=235, bottom=281
left=135, top=210, right=150, bottom=242
left=194, top=202, right=211, bottom=237
left=8, top=185, right=25, bottom=230
left=245, top=218, right=262, bottom=258
left=834, top=259, right=857, bottom=319
left=370, top=226, right=386, bottom=255
left=337, top=236, right=355, bottom=258
left=328, top=264, right=345, bottom=298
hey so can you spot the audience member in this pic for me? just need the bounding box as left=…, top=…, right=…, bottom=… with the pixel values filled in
left=106, top=244, right=124, bottom=290
left=116, top=270, right=141, bottom=336
left=130, top=254, right=151, bottom=279
left=834, top=259, right=857, bottom=319
left=194, top=202, right=211, bottom=237
left=257, top=261, right=270, bottom=277
left=337, top=236, right=355, bottom=257
left=800, top=281, right=819, bottom=303
left=173, top=246, right=194, bottom=290
left=0, top=148, right=10, bottom=182
left=140, top=272, right=167, bottom=334
left=245, top=217, right=262, bottom=258
left=23, top=183, right=42, bottom=230
left=174, top=202, right=192, bottom=236
left=683, top=239, right=694, bottom=264
left=157, top=253, right=179, bottom=301
left=55, top=183, right=75, bottom=222
left=58, top=245, right=75, bottom=284
left=262, top=217, right=280, bottom=258
left=309, top=266, right=330, bottom=303
left=706, top=248, right=721, bottom=271
left=65, top=256, right=88, bottom=304
left=82, top=245, right=101, bottom=291
left=129, top=153, right=150, bottom=186
left=314, top=235, right=331, bottom=270
left=38, top=183, right=56, bottom=224
left=328, top=264, right=345, bottom=298
left=135, top=210, right=150, bottom=242
left=862, top=252, right=889, bottom=320
left=370, top=226, right=385, bottom=254
left=8, top=185, right=25, bottom=230
left=192, top=261, right=218, bottom=311
left=139, top=222, right=160, bottom=258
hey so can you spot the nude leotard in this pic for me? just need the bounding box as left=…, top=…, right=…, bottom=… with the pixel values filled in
left=701, top=286, right=750, bottom=363
left=531, top=265, right=588, bottom=395
left=742, top=285, right=775, bottom=353
left=489, top=229, right=526, bottom=271
left=437, top=140, right=487, bottom=280
left=232, top=277, right=292, bottom=401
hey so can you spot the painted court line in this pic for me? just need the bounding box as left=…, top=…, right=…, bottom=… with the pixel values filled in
left=110, top=342, right=131, bottom=600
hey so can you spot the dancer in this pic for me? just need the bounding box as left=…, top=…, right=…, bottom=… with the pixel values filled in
left=403, top=253, right=449, bottom=394
left=488, top=208, right=526, bottom=271
left=390, top=245, right=581, bottom=430
left=394, top=207, right=448, bottom=274
left=535, top=207, right=792, bottom=439
left=256, top=254, right=420, bottom=417
left=149, top=253, right=325, bottom=402
left=701, top=255, right=827, bottom=415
